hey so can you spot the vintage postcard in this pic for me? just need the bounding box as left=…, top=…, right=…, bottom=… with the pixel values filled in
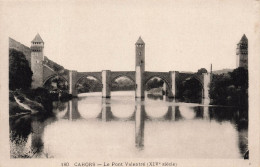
left=0, top=0, right=260, bottom=167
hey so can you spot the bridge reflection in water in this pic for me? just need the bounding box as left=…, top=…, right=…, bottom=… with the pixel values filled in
left=63, top=95, right=210, bottom=150
left=135, top=99, right=145, bottom=149
left=19, top=93, right=249, bottom=159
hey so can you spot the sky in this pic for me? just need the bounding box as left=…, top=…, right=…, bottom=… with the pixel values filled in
left=0, top=0, right=258, bottom=72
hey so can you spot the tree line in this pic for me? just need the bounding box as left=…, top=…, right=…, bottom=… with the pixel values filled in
left=210, top=67, right=248, bottom=109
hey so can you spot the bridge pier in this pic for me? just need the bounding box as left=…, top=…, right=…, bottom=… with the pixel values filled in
left=102, top=70, right=111, bottom=98
left=162, top=82, right=168, bottom=100
left=203, top=73, right=211, bottom=99
left=69, top=70, right=78, bottom=97
left=135, top=66, right=145, bottom=98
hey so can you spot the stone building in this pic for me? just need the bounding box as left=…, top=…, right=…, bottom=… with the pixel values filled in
left=236, top=34, right=248, bottom=69
left=30, top=34, right=45, bottom=88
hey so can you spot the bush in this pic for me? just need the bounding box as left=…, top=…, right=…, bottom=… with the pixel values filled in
left=19, top=88, right=53, bottom=114
left=9, top=101, right=30, bottom=116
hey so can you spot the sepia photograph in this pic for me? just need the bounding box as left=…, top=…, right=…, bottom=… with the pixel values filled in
left=0, top=0, right=260, bottom=167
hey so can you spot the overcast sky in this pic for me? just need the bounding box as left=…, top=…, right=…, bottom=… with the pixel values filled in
left=1, top=0, right=257, bottom=72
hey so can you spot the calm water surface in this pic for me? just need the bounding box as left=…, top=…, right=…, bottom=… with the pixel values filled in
left=12, top=91, right=248, bottom=158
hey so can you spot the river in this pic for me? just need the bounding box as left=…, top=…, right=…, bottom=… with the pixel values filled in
left=10, top=91, right=248, bottom=159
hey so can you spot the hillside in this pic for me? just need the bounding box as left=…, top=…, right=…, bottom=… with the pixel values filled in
left=212, top=69, right=233, bottom=75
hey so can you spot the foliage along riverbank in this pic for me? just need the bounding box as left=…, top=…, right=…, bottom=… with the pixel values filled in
left=9, top=48, right=73, bottom=115
left=9, top=88, right=73, bottom=158
left=210, top=67, right=248, bottom=120
left=9, top=88, right=73, bottom=117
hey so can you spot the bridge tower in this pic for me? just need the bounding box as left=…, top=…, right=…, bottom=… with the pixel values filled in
left=135, top=37, right=145, bottom=98
left=236, top=34, right=248, bottom=69
left=31, top=33, right=44, bottom=88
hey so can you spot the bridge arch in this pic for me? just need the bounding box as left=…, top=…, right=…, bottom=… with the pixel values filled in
left=110, top=75, right=136, bottom=92
left=43, top=74, right=69, bottom=86
left=42, top=74, right=69, bottom=91
left=75, top=75, right=102, bottom=87
left=144, top=75, right=171, bottom=91
left=178, top=74, right=205, bottom=102
left=75, top=75, right=103, bottom=93
left=183, top=76, right=204, bottom=90
left=191, top=75, right=204, bottom=88
left=110, top=75, right=135, bottom=84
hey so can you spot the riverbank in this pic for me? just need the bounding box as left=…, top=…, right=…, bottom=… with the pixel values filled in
left=10, top=89, right=50, bottom=117
left=9, top=92, right=31, bottom=117
left=9, top=87, right=72, bottom=158
left=10, top=88, right=74, bottom=116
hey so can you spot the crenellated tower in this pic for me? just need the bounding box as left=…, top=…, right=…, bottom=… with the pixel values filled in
left=135, top=37, right=145, bottom=98
left=31, top=33, right=44, bottom=88
left=236, top=34, right=248, bottom=69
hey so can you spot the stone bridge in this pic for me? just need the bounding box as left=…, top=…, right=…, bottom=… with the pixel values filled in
left=40, top=66, right=210, bottom=99
left=28, top=34, right=210, bottom=99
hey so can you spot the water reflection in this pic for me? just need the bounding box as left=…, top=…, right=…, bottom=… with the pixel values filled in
left=64, top=98, right=81, bottom=120
left=101, top=98, right=113, bottom=121
left=202, top=98, right=210, bottom=120
left=164, top=105, right=175, bottom=121
left=10, top=92, right=248, bottom=158
left=30, top=120, right=44, bottom=157
left=147, top=94, right=163, bottom=100
left=135, top=99, right=145, bottom=149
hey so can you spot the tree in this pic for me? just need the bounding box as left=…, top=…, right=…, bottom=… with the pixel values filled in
left=197, top=68, right=208, bottom=75
left=146, top=77, right=164, bottom=90
left=76, top=77, right=102, bottom=93
left=209, top=67, right=248, bottom=109
left=9, top=49, right=33, bottom=90
left=178, top=77, right=202, bottom=103
left=50, top=76, right=68, bottom=90
left=209, top=74, right=232, bottom=106
left=229, top=67, right=248, bottom=89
